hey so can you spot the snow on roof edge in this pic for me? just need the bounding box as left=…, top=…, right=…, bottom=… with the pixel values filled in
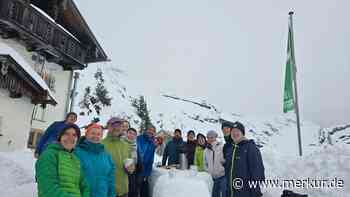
left=30, top=4, right=81, bottom=44
left=0, top=42, right=57, bottom=104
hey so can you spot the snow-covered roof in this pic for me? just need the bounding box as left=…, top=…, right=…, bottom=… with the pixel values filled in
left=30, top=4, right=81, bottom=43
left=0, top=41, right=57, bottom=104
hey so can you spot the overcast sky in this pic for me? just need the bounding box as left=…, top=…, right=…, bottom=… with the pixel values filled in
left=75, top=0, right=350, bottom=127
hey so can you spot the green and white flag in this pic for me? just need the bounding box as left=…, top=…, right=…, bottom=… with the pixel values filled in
left=283, top=18, right=296, bottom=113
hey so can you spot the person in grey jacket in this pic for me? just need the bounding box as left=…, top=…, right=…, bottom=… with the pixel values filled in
left=205, top=130, right=227, bottom=197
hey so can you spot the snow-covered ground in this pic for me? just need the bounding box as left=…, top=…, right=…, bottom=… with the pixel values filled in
left=262, top=144, right=349, bottom=196
left=1, top=144, right=348, bottom=197
left=149, top=168, right=213, bottom=197
left=0, top=149, right=37, bottom=197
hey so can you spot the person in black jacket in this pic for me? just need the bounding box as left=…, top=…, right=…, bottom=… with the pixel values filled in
left=221, top=120, right=235, bottom=144
left=185, top=130, right=197, bottom=168
left=162, top=129, right=186, bottom=166
left=223, top=121, right=265, bottom=197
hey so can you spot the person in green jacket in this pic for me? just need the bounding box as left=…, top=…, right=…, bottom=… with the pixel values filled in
left=35, top=124, right=90, bottom=197
left=194, top=133, right=207, bottom=172
left=103, top=117, right=134, bottom=197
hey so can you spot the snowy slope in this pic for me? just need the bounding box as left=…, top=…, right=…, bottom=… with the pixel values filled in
left=75, top=65, right=320, bottom=156
left=75, top=64, right=141, bottom=128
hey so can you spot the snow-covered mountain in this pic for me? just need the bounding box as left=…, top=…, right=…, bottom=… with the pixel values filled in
left=319, top=124, right=350, bottom=145
left=74, top=65, right=333, bottom=156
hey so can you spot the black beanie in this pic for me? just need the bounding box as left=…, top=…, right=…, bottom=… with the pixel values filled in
left=57, top=124, right=81, bottom=142
left=174, top=128, right=182, bottom=135
left=221, top=120, right=235, bottom=130
left=231, top=121, right=245, bottom=136
left=187, top=130, right=195, bottom=136
left=196, top=133, right=206, bottom=139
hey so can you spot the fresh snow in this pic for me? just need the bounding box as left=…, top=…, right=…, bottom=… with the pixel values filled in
left=1, top=65, right=347, bottom=197
left=0, top=145, right=348, bottom=197
left=30, top=4, right=81, bottom=43
left=75, top=65, right=320, bottom=156
left=0, top=150, right=37, bottom=197
left=149, top=168, right=213, bottom=197
left=0, top=41, right=57, bottom=103
left=261, top=144, right=350, bottom=196
left=320, top=124, right=350, bottom=145
left=74, top=65, right=322, bottom=154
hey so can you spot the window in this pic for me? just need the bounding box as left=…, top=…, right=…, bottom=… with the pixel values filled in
left=33, top=104, right=47, bottom=122
left=31, top=53, right=45, bottom=74
left=31, top=53, right=56, bottom=92
left=27, top=128, right=44, bottom=149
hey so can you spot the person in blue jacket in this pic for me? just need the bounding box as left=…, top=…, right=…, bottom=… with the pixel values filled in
left=136, top=125, right=157, bottom=197
left=35, top=112, right=79, bottom=157
left=75, top=123, right=116, bottom=197
left=223, top=121, right=265, bottom=197
left=162, top=128, right=186, bottom=166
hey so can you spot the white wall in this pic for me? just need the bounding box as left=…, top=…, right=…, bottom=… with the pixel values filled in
left=0, top=38, right=72, bottom=152
left=0, top=89, right=33, bottom=151
left=31, top=68, right=72, bottom=130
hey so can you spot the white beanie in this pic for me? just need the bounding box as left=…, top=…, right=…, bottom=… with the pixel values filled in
left=206, top=130, right=218, bottom=138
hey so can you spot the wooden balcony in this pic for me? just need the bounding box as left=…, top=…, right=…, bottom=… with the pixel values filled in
left=0, top=0, right=88, bottom=69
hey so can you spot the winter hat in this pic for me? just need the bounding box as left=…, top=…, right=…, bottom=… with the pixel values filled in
left=57, top=124, right=81, bottom=142
left=174, top=128, right=182, bottom=135
left=206, top=130, right=218, bottom=138
left=85, top=123, right=103, bottom=134
left=231, top=121, right=245, bottom=136
left=128, top=127, right=138, bottom=134
left=196, top=133, right=207, bottom=147
left=196, top=133, right=206, bottom=142
left=106, top=117, right=123, bottom=128
left=147, top=124, right=156, bottom=130
left=221, top=120, right=235, bottom=130
left=187, top=130, right=195, bottom=136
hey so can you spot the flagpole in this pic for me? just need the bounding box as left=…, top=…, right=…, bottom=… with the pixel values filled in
left=289, top=11, right=303, bottom=156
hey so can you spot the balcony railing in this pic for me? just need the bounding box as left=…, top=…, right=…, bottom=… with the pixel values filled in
left=0, top=0, right=87, bottom=69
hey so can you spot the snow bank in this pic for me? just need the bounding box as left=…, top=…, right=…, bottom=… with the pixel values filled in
left=262, top=144, right=350, bottom=197
left=150, top=168, right=213, bottom=197
left=0, top=41, right=57, bottom=103
left=0, top=150, right=37, bottom=197
left=0, top=142, right=348, bottom=197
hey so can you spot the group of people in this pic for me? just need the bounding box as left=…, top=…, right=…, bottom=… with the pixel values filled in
left=160, top=122, right=265, bottom=197
left=34, top=112, right=265, bottom=197
left=35, top=113, right=158, bottom=197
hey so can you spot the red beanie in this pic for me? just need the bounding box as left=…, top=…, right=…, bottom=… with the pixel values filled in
left=86, top=123, right=103, bottom=134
